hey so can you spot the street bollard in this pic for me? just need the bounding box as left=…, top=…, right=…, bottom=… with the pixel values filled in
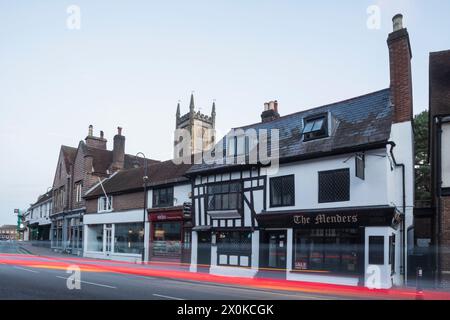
left=416, top=266, right=424, bottom=300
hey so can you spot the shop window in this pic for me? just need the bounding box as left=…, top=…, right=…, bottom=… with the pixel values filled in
left=216, top=231, right=251, bottom=265
left=152, top=222, right=182, bottom=257
left=152, top=187, right=174, bottom=208
left=207, top=182, right=242, bottom=211
left=87, top=224, right=103, bottom=252
left=294, top=228, right=360, bottom=274
left=318, top=169, right=350, bottom=203
left=302, top=115, right=328, bottom=141
left=114, top=223, right=144, bottom=254
left=270, top=175, right=295, bottom=207
left=369, top=236, right=384, bottom=265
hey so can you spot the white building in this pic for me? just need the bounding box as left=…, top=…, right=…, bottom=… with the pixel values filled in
left=188, top=15, right=414, bottom=289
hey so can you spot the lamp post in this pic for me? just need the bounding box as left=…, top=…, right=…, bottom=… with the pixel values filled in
left=135, top=152, right=149, bottom=263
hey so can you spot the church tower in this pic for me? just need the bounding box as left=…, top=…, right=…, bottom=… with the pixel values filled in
left=174, top=93, right=216, bottom=159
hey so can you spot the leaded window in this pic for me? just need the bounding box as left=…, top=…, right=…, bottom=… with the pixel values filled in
left=270, top=175, right=295, bottom=207
left=318, top=169, right=350, bottom=203
left=207, top=182, right=242, bottom=211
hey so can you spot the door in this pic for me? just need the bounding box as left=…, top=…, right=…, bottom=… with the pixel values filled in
left=197, top=231, right=211, bottom=266
left=105, top=224, right=112, bottom=256
left=262, top=230, right=287, bottom=269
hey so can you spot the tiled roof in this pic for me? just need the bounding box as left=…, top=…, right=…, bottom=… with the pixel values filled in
left=188, top=88, right=393, bottom=174
left=83, top=144, right=159, bottom=175
left=430, top=50, right=450, bottom=117
left=84, top=160, right=192, bottom=198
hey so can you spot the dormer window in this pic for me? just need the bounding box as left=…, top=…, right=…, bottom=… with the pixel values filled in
left=302, top=115, right=328, bottom=141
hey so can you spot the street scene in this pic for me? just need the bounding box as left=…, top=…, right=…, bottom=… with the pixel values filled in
left=1, top=1, right=450, bottom=304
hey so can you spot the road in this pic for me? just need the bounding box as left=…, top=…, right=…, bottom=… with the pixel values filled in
left=0, top=241, right=343, bottom=300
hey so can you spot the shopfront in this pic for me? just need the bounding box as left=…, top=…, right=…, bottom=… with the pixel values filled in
left=148, top=208, right=191, bottom=263
left=83, top=209, right=145, bottom=262
left=257, top=207, right=402, bottom=288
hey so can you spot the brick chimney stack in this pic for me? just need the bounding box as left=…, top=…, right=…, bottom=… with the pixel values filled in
left=387, top=14, right=413, bottom=123
left=85, top=125, right=107, bottom=150
left=261, top=100, right=280, bottom=123
left=112, top=127, right=125, bottom=172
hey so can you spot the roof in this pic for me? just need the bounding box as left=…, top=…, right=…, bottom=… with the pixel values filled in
left=188, top=88, right=393, bottom=174
left=30, top=190, right=53, bottom=208
left=0, top=225, right=17, bottom=230
left=61, top=145, right=77, bottom=173
left=430, top=50, right=450, bottom=117
left=83, top=144, right=159, bottom=175
left=84, top=160, right=192, bottom=199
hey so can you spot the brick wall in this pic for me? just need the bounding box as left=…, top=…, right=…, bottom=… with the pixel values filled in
left=441, top=196, right=450, bottom=273
left=387, top=29, right=413, bottom=123
left=52, top=148, right=71, bottom=214
left=85, top=191, right=145, bottom=214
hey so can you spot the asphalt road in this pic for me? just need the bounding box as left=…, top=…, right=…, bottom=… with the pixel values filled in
left=0, top=241, right=343, bottom=300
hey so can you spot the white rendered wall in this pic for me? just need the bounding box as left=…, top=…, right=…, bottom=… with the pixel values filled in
left=260, top=149, right=390, bottom=211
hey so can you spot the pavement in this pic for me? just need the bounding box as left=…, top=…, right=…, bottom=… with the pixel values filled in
left=1, top=241, right=450, bottom=300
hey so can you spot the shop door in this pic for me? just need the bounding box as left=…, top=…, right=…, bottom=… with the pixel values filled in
left=105, top=224, right=112, bottom=256
left=197, top=231, right=211, bottom=266
left=265, top=231, right=287, bottom=269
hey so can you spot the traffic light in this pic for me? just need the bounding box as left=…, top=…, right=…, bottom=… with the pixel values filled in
left=183, top=202, right=192, bottom=216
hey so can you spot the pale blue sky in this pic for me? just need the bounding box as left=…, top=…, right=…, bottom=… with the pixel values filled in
left=1, top=0, right=449, bottom=224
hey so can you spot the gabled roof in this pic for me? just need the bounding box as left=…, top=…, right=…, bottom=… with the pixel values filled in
left=188, top=88, right=392, bottom=174
left=84, top=160, right=192, bottom=199
left=61, top=145, right=77, bottom=174
left=82, top=144, right=159, bottom=175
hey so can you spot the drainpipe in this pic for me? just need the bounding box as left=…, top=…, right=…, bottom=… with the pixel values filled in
left=435, top=116, right=443, bottom=286
left=387, top=141, right=407, bottom=284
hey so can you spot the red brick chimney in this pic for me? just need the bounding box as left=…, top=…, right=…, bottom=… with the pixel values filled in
left=85, top=125, right=107, bottom=150
left=387, top=14, right=413, bottom=123
left=261, top=100, right=280, bottom=122
left=112, top=127, right=125, bottom=171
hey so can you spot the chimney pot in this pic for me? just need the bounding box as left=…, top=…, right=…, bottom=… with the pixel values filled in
left=117, top=127, right=122, bottom=136
left=392, top=14, right=403, bottom=31
left=100, top=131, right=104, bottom=139
left=88, top=125, right=93, bottom=136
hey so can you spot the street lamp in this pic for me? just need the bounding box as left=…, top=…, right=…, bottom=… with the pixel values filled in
left=135, top=152, right=149, bottom=263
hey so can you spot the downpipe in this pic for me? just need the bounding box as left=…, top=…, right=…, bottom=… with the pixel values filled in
left=387, top=141, right=407, bottom=285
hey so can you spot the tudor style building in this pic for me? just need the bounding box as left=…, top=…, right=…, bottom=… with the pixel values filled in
left=429, top=50, right=450, bottom=285
left=187, top=14, right=415, bottom=289
left=50, top=126, right=158, bottom=255
left=82, top=160, right=192, bottom=263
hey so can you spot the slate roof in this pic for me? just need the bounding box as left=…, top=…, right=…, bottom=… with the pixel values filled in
left=84, top=160, right=192, bottom=199
left=188, top=88, right=393, bottom=174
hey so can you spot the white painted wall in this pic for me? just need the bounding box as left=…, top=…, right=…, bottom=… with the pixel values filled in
left=146, top=183, right=191, bottom=209
left=260, top=149, right=390, bottom=211
left=442, top=122, right=450, bottom=188
left=364, top=227, right=395, bottom=289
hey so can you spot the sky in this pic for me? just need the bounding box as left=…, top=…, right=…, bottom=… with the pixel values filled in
left=1, top=0, right=449, bottom=225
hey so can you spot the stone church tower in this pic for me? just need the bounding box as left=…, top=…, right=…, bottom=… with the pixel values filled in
left=174, top=93, right=216, bottom=159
